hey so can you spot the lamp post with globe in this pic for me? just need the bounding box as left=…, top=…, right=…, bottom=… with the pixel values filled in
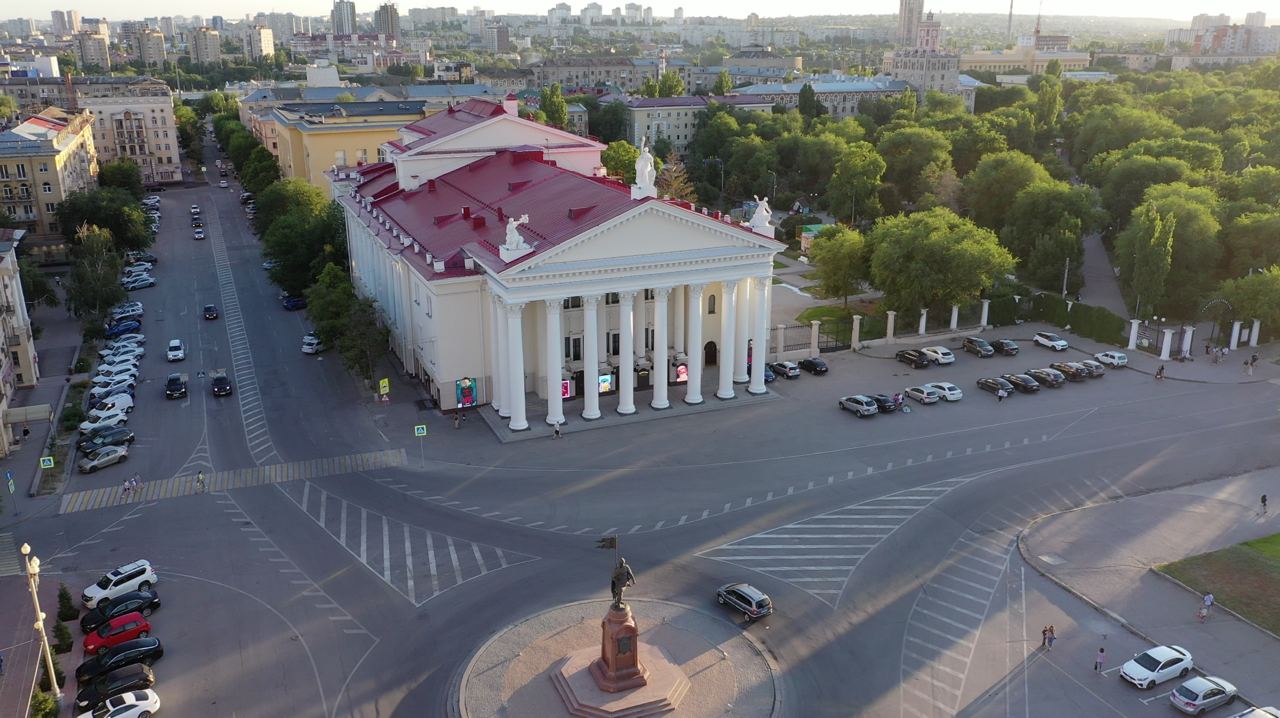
left=20, top=543, right=61, bottom=704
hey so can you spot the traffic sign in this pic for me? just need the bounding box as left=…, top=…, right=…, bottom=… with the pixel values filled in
left=414, top=424, right=428, bottom=437
left=5, top=469, right=13, bottom=494
left=39, top=456, right=54, bottom=469
left=379, top=377, right=390, bottom=396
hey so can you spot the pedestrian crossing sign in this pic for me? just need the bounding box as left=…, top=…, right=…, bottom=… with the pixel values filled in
left=39, top=456, right=54, bottom=469
left=379, top=377, right=390, bottom=396
left=414, top=424, right=427, bottom=437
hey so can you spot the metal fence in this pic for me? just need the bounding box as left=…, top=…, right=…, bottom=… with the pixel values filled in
left=818, top=319, right=852, bottom=352
left=781, top=324, right=811, bottom=352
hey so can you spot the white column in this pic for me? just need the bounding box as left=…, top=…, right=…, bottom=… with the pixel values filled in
left=749, top=276, right=768, bottom=395
left=949, top=305, right=959, bottom=330
left=918, top=309, right=928, bottom=336
left=618, top=291, right=636, bottom=415
left=852, top=315, right=863, bottom=348
left=496, top=295, right=511, bottom=418
left=673, top=284, right=686, bottom=357
left=1229, top=320, right=1243, bottom=350
left=1250, top=318, right=1261, bottom=348
left=632, top=290, right=646, bottom=364
left=734, top=279, right=750, bottom=382
left=596, top=297, right=608, bottom=365
left=1127, top=319, right=1140, bottom=350
left=886, top=310, right=897, bottom=343
left=582, top=296, right=601, bottom=420
left=979, top=299, right=990, bottom=328
left=505, top=303, right=528, bottom=431
left=1180, top=326, right=1195, bottom=358
left=544, top=299, right=564, bottom=426
left=717, top=279, right=739, bottom=400
left=685, top=284, right=705, bottom=404
left=651, top=288, right=671, bottom=410
left=490, top=294, right=504, bottom=415
left=1160, top=327, right=1175, bottom=361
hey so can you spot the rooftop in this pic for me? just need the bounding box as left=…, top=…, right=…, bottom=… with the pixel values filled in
left=736, top=78, right=909, bottom=94
left=625, top=94, right=772, bottom=109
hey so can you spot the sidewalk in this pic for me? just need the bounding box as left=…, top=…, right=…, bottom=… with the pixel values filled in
left=1022, top=468, right=1280, bottom=707
left=1080, top=232, right=1130, bottom=320
left=0, top=573, right=62, bottom=718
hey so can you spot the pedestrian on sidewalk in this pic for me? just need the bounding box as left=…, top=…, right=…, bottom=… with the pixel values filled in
left=996, top=388, right=1007, bottom=403
left=453, top=413, right=460, bottom=430
left=1155, top=365, right=1166, bottom=380
left=1041, top=626, right=1049, bottom=647
left=1244, top=360, right=1253, bottom=376
left=1203, top=592, right=1214, bottom=615
left=1263, top=494, right=1269, bottom=515
left=1204, top=342, right=1211, bottom=356
left=195, top=471, right=206, bottom=494
left=1046, top=625, right=1057, bottom=651
left=1094, top=647, right=1105, bottom=673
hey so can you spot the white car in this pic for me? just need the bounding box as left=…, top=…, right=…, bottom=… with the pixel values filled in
left=99, top=356, right=141, bottom=373
left=77, top=445, right=129, bottom=473
left=1033, top=331, right=1069, bottom=351
left=81, top=559, right=158, bottom=608
left=925, top=381, right=963, bottom=401
left=122, top=276, right=156, bottom=290
left=111, top=301, right=144, bottom=315
left=89, top=395, right=134, bottom=418
left=79, top=410, right=129, bottom=435
left=838, top=394, right=879, bottom=417
left=190, top=204, right=200, bottom=214
left=1094, top=351, right=1128, bottom=367
left=99, top=345, right=144, bottom=362
left=75, top=689, right=161, bottom=718
left=91, top=365, right=140, bottom=386
left=921, top=346, right=956, bottom=364
left=1171, top=676, right=1238, bottom=715
left=905, top=386, right=940, bottom=404
left=167, top=339, right=186, bottom=361
left=302, top=333, right=324, bottom=354
left=89, top=377, right=137, bottom=401
left=1227, top=708, right=1280, bottom=718
left=1119, top=645, right=1193, bottom=689
left=141, top=197, right=161, bottom=207
left=124, top=262, right=153, bottom=273
left=193, top=228, right=206, bottom=239
left=218, top=179, right=229, bottom=188
left=106, top=333, right=145, bottom=347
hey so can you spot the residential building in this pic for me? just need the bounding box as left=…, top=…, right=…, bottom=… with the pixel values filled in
left=244, top=25, right=275, bottom=60
left=0, top=230, right=42, bottom=457
left=898, top=0, right=924, bottom=46
left=625, top=95, right=771, bottom=156
left=1245, top=12, right=1267, bottom=27
left=0, top=56, right=61, bottom=80
left=408, top=7, right=458, bottom=26
left=80, top=91, right=182, bottom=187
left=159, top=17, right=176, bottom=38
left=137, top=29, right=167, bottom=67
left=80, top=17, right=109, bottom=36
left=332, top=0, right=358, bottom=36
left=51, top=11, right=69, bottom=36
left=581, top=3, right=603, bottom=25
left=192, top=27, right=221, bottom=65
left=0, top=75, right=175, bottom=115
left=1170, top=53, right=1279, bottom=70
left=726, top=45, right=802, bottom=72
left=734, top=78, right=912, bottom=120
left=67, top=10, right=81, bottom=32
left=270, top=101, right=435, bottom=190
left=476, top=68, right=533, bottom=94
left=0, top=107, right=98, bottom=246
left=73, top=31, right=111, bottom=71
left=957, top=46, right=1090, bottom=74
left=210, top=16, right=226, bottom=31
left=374, top=3, right=401, bottom=39
left=530, top=57, right=693, bottom=92
left=1092, top=52, right=1160, bottom=71
left=1191, top=13, right=1231, bottom=30
left=433, top=60, right=475, bottom=82
left=332, top=96, right=782, bottom=423
left=566, top=102, right=588, bottom=136
left=118, top=21, right=147, bottom=57
left=483, top=25, right=511, bottom=53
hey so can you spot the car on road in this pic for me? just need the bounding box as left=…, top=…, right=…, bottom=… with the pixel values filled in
left=121, top=276, right=156, bottom=291
left=104, top=321, right=142, bottom=339
left=77, top=427, right=135, bottom=455
left=282, top=295, right=307, bottom=311
left=79, top=590, right=161, bottom=633
left=166, top=339, right=185, bottom=361
left=1119, top=644, right=1193, bottom=689
left=895, top=349, right=930, bottom=369
left=73, top=666, right=156, bottom=711
left=211, top=374, right=233, bottom=397
left=991, top=339, right=1020, bottom=356
left=191, top=218, right=204, bottom=228
left=921, top=346, right=956, bottom=364
left=83, top=613, right=151, bottom=656
left=925, top=381, right=963, bottom=401
left=81, top=561, right=157, bottom=610
left=262, top=259, right=279, bottom=270
left=769, top=361, right=800, bottom=378
left=301, top=332, right=324, bottom=354
left=1094, top=351, right=1128, bottom=367
left=870, top=394, right=899, bottom=413
left=905, top=386, right=940, bottom=404
left=1033, top=331, right=1069, bottom=351
left=1049, top=361, right=1089, bottom=381
left=218, top=179, right=229, bottom=188
left=1000, top=373, right=1041, bottom=393
left=1080, top=359, right=1107, bottom=377
left=976, top=376, right=1015, bottom=395
left=203, top=304, right=219, bottom=319
left=1171, top=676, right=1238, bottom=714
left=838, top=395, right=878, bottom=417
left=74, top=637, right=164, bottom=683
left=164, top=373, right=187, bottom=399
left=716, top=582, right=773, bottom=621
left=963, top=336, right=994, bottom=357
left=192, top=228, right=206, bottom=240
left=799, top=357, right=829, bottom=375
left=1025, top=367, right=1066, bottom=388
left=78, top=445, right=129, bottom=473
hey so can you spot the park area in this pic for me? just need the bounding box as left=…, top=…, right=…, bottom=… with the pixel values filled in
left=1160, top=533, right=1280, bottom=635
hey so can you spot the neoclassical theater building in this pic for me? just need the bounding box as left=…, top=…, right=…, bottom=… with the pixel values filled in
left=333, top=97, right=784, bottom=430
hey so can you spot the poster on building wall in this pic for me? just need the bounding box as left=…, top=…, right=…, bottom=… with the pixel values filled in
left=456, top=377, right=477, bottom=408
left=561, top=380, right=573, bottom=399
left=598, top=373, right=614, bottom=394
left=674, top=363, right=688, bottom=383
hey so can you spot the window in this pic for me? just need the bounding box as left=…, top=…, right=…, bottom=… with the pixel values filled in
left=44, top=203, right=56, bottom=213
left=356, top=149, right=368, bottom=164
left=562, top=296, right=582, bottom=309
left=563, top=336, right=582, bottom=361
left=605, top=292, right=619, bottom=305
left=334, top=150, right=347, bottom=165
left=708, top=294, right=717, bottom=314
left=645, top=327, right=654, bottom=350
left=607, top=331, right=620, bottom=356
left=15, top=164, right=26, bottom=178
left=644, top=288, right=654, bottom=300
left=1, top=187, right=10, bottom=200
left=0, top=165, right=8, bottom=179
left=41, top=182, right=51, bottom=194
left=38, top=162, right=48, bottom=173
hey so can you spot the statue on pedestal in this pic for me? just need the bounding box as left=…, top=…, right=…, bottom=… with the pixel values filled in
left=610, top=558, right=636, bottom=609
left=748, top=195, right=774, bottom=236
left=633, top=140, right=657, bottom=198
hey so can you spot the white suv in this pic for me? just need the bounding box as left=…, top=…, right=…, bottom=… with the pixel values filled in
left=81, top=559, right=158, bottom=608
left=167, top=339, right=186, bottom=361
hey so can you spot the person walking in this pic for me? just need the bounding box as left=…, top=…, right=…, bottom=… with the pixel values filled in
left=1203, top=592, right=1214, bottom=616
left=1094, top=647, right=1105, bottom=673
left=1046, top=625, right=1057, bottom=651
left=1244, top=360, right=1253, bottom=376
left=1263, top=494, right=1269, bottom=515
left=1041, top=626, right=1050, bottom=648
left=996, top=387, right=1007, bottom=403
left=553, top=421, right=562, bottom=439
left=122, top=479, right=132, bottom=497
left=1204, top=342, right=1211, bottom=356
left=195, top=471, right=206, bottom=494
left=1155, top=365, right=1165, bottom=380
left=452, top=413, right=460, bottom=430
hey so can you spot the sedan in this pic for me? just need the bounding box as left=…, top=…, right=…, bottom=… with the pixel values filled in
left=98, top=357, right=140, bottom=374
left=121, top=276, right=156, bottom=291
left=125, top=252, right=157, bottom=264
left=78, top=445, right=129, bottom=473
left=166, top=339, right=185, bottom=361
left=123, top=262, right=152, bottom=274
left=1094, top=351, right=1128, bottom=367
left=1026, top=367, right=1066, bottom=388
left=77, top=427, right=136, bottom=454
left=921, top=346, right=955, bottom=364
left=262, top=259, right=279, bottom=270
left=871, top=394, right=899, bottom=413
left=895, top=349, right=930, bottom=369
left=192, top=228, right=206, bottom=240
left=90, top=367, right=139, bottom=388
left=716, top=582, right=773, bottom=621
left=838, top=394, right=878, bottom=417
left=905, top=386, right=940, bottom=404
left=83, top=613, right=150, bottom=656
left=80, top=411, right=128, bottom=435
left=1120, top=644, right=1193, bottom=689
left=203, top=304, right=219, bottom=319
left=925, top=381, right=963, bottom=401
left=77, top=688, right=160, bottom=718
left=73, top=666, right=155, bottom=711
left=218, top=179, right=229, bottom=188
left=88, top=378, right=137, bottom=402
left=1033, top=331, right=1069, bottom=351
left=105, top=321, right=142, bottom=339
left=1171, top=676, right=1237, bottom=714
left=104, top=333, right=145, bottom=347
left=164, top=373, right=187, bottom=399
left=74, top=637, right=164, bottom=683
left=1080, top=359, right=1106, bottom=377
left=769, top=361, right=800, bottom=379
left=79, top=590, right=161, bottom=634
left=211, top=375, right=233, bottom=397
left=98, top=346, right=144, bottom=362
left=1001, top=373, right=1041, bottom=393
left=191, top=218, right=204, bottom=228
left=190, top=204, right=200, bottom=214
left=763, top=365, right=775, bottom=383
left=1050, top=361, right=1089, bottom=381
left=282, top=296, right=307, bottom=311
left=976, top=376, right=1014, bottom=395
left=799, top=357, right=828, bottom=375
left=301, top=333, right=324, bottom=354
left=992, top=339, right=1020, bottom=356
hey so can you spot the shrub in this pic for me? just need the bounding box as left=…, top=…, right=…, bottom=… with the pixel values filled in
left=59, top=405, right=85, bottom=432
left=57, top=584, right=78, bottom=622
left=30, top=690, right=58, bottom=718
left=987, top=296, right=1018, bottom=326
left=53, top=621, right=73, bottom=654
left=38, top=654, right=64, bottom=691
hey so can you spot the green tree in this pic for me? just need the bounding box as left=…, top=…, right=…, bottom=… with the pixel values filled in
left=1218, top=267, right=1280, bottom=338
left=1116, top=204, right=1175, bottom=316
left=263, top=202, right=348, bottom=295
left=1071, top=105, right=1182, bottom=169
left=1221, top=212, right=1280, bottom=277
left=240, top=146, right=281, bottom=195
left=601, top=140, right=661, bottom=184
left=825, top=141, right=886, bottom=224
left=984, top=106, right=1037, bottom=153
left=809, top=225, right=867, bottom=306
left=30, top=689, right=58, bottom=718
left=334, top=92, right=357, bottom=103
left=797, top=83, right=825, bottom=119
left=591, top=100, right=629, bottom=143
left=1034, top=75, right=1063, bottom=132
left=18, top=257, right=59, bottom=309
left=655, top=153, right=697, bottom=202
left=57, top=189, right=152, bottom=251
left=639, top=76, right=659, bottom=98
left=1000, top=180, right=1102, bottom=260
left=0, top=95, right=17, bottom=120
left=875, top=127, right=953, bottom=206
left=338, top=298, right=389, bottom=382
left=974, top=85, right=1032, bottom=114
left=1044, top=59, right=1063, bottom=77
left=1099, top=156, right=1190, bottom=227
left=962, top=151, right=1051, bottom=231
left=1142, top=182, right=1222, bottom=316
left=945, top=121, right=1008, bottom=177
left=57, top=584, right=78, bottom=622
left=1022, top=216, right=1085, bottom=292
left=657, top=69, right=685, bottom=97
left=540, top=83, right=569, bottom=129
left=97, top=160, right=144, bottom=199
left=64, top=225, right=127, bottom=326
left=254, top=178, right=327, bottom=235
left=866, top=207, right=1016, bottom=313
left=712, top=69, right=733, bottom=96
left=305, top=263, right=357, bottom=347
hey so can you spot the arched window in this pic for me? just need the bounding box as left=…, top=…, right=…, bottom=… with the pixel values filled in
left=708, top=294, right=717, bottom=314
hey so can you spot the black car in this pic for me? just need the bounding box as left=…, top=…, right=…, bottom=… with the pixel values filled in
left=74, top=664, right=155, bottom=710
left=203, top=304, right=219, bottom=320
left=976, top=376, right=1015, bottom=394
left=871, top=394, right=899, bottom=413
left=1000, top=373, right=1041, bottom=393
left=239, top=192, right=254, bottom=204
left=282, top=296, right=307, bottom=311
left=77, top=427, right=136, bottom=454
left=798, top=357, right=829, bottom=375
left=164, top=373, right=187, bottom=399
left=191, top=218, right=204, bottom=228
left=895, top=349, right=930, bottom=369
left=1026, top=367, right=1066, bottom=387
left=992, top=339, right=1020, bottom=356
left=79, top=590, right=161, bottom=634
left=126, top=253, right=157, bottom=265
left=963, top=337, right=994, bottom=357
left=74, top=637, right=164, bottom=683
left=1050, top=361, right=1089, bottom=381
left=211, top=375, right=233, bottom=396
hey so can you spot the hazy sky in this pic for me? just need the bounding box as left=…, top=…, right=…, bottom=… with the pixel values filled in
left=16, top=0, right=1280, bottom=22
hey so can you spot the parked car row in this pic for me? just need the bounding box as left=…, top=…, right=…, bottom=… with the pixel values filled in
left=975, top=357, right=1115, bottom=396
left=80, top=307, right=149, bottom=466
left=839, top=380, right=965, bottom=417
left=74, top=560, right=164, bottom=715
left=768, top=357, right=828, bottom=379
left=1114, top=643, right=1261, bottom=716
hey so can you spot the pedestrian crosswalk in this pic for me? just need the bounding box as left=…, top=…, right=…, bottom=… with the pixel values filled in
left=0, top=532, right=22, bottom=577
left=279, top=480, right=537, bottom=607
left=58, top=448, right=407, bottom=514
left=697, top=478, right=972, bottom=607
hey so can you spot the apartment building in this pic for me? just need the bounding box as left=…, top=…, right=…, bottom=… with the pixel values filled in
left=244, top=25, right=275, bottom=60
left=137, top=29, right=168, bottom=67
left=625, top=95, right=771, bottom=156
left=0, top=108, right=98, bottom=245
left=270, top=101, right=432, bottom=190
left=192, top=27, right=222, bottom=65
left=81, top=94, right=182, bottom=187
left=0, top=229, right=41, bottom=458
left=73, top=31, right=111, bottom=71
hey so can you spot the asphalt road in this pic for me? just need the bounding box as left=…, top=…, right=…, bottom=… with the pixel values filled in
left=16, top=141, right=1280, bottom=718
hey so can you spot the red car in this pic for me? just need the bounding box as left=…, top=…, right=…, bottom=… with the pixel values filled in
left=83, top=612, right=150, bottom=655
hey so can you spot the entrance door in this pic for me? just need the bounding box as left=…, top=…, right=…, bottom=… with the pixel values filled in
left=704, top=341, right=718, bottom=367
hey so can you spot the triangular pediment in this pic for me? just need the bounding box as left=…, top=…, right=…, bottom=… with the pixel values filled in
left=408, top=114, right=601, bottom=156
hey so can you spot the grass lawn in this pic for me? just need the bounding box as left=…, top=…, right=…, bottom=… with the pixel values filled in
left=1159, top=532, right=1280, bottom=635
left=796, top=304, right=854, bottom=324
left=772, top=260, right=787, bottom=269
left=771, top=277, right=783, bottom=284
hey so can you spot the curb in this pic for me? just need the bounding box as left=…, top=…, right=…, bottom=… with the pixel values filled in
left=1149, top=567, right=1280, bottom=644
left=26, top=362, right=78, bottom=498
left=449, top=597, right=786, bottom=718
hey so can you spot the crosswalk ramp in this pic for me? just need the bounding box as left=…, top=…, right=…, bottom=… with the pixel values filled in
left=59, top=448, right=407, bottom=514
left=279, top=480, right=537, bottom=606
left=0, top=532, right=22, bottom=577
left=697, top=478, right=971, bottom=607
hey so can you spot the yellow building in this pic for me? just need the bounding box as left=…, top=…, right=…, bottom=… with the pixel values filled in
left=958, top=46, right=1090, bottom=74
left=0, top=107, right=98, bottom=252
left=270, top=102, right=435, bottom=190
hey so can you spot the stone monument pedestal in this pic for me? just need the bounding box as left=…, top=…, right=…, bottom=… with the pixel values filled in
left=590, top=603, right=648, bottom=691
left=553, top=645, right=690, bottom=718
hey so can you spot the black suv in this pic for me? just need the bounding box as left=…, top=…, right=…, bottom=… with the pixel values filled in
left=963, top=337, right=994, bottom=357
left=75, top=637, right=164, bottom=683
left=77, top=427, right=136, bottom=454
left=1001, top=373, right=1041, bottom=393
left=1026, top=367, right=1066, bottom=387
left=211, top=375, right=233, bottom=396
left=992, top=339, right=1020, bottom=356
left=799, top=357, right=829, bottom=375
left=74, top=664, right=155, bottom=710
left=1050, top=361, right=1089, bottom=381
left=164, top=373, right=187, bottom=399
left=895, top=349, right=930, bottom=369
left=80, top=590, right=161, bottom=633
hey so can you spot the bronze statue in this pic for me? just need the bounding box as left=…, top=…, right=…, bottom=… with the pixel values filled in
left=610, top=558, right=636, bottom=608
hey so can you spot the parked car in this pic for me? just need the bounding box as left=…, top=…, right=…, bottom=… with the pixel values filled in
left=921, top=346, right=956, bottom=364
left=992, top=338, right=1020, bottom=356
left=81, top=561, right=157, bottom=610
left=88, top=395, right=134, bottom=418
left=1171, top=676, right=1238, bottom=715
left=125, top=252, right=157, bottom=264
left=105, top=321, right=142, bottom=339
left=301, top=332, right=324, bottom=354
left=73, top=666, right=156, bottom=711
left=79, top=411, right=129, bottom=435
left=870, top=394, right=899, bottom=413
left=1120, top=645, right=1193, bottom=689
left=895, top=349, right=930, bottom=369
left=799, top=357, right=828, bottom=375
left=164, top=373, right=187, bottom=399
left=203, top=304, right=219, bottom=319
left=211, top=374, right=233, bottom=397
left=1226, top=708, right=1280, bottom=718
left=79, top=590, right=160, bottom=633
left=76, top=688, right=160, bottom=718
left=78, top=445, right=129, bottom=473
left=1033, top=331, right=1069, bottom=351
left=763, top=364, right=775, bottom=383
left=83, top=612, right=151, bottom=656
left=905, top=386, right=941, bottom=404
left=963, top=336, right=994, bottom=357
left=716, top=582, right=773, bottom=621
left=262, top=259, right=279, bottom=270
left=768, top=361, right=800, bottom=378
left=1025, top=367, right=1066, bottom=388
left=123, top=262, right=152, bottom=274
left=915, top=383, right=957, bottom=405
left=838, top=395, right=878, bottom=417
left=74, top=637, right=164, bottom=683
left=976, top=376, right=1015, bottom=395
left=141, top=196, right=161, bottom=207
left=166, top=339, right=185, bottom=361
left=122, top=276, right=156, bottom=291
left=96, top=357, right=140, bottom=375
left=1001, top=373, right=1041, bottom=393
left=1049, top=361, right=1089, bottom=381
left=1094, top=351, right=1128, bottom=367
left=98, top=345, right=144, bottom=362
left=91, top=367, right=139, bottom=388
left=1080, top=359, right=1107, bottom=377
left=104, top=332, right=144, bottom=347
left=240, top=192, right=254, bottom=203
left=77, top=427, right=135, bottom=455
left=282, top=296, right=307, bottom=311
left=88, top=378, right=137, bottom=402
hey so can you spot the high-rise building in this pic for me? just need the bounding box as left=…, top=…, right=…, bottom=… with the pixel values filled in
left=51, top=10, right=69, bottom=35
left=581, top=3, right=602, bottom=25
left=484, top=24, right=510, bottom=53
left=6, top=19, right=37, bottom=38
left=211, top=16, right=226, bottom=31
left=898, top=0, right=924, bottom=46
left=332, top=0, right=358, bottom=35
left=160, top=17, right=176, bottom=38
left=244, top=25, right=274, bottom=60
left=672, top=7, right=683, bottom=25
left=73, top=31, right=111, bottom=70
left=548, top=2, right=571, bottom=26
left=1245, top=11, right=1267, bottom=27
left=118, top=21, right=147, bottom=56
left=192, top=27, right=221, bottom=64
left=138, top=29, right=167, bottom=66
left=374, top=3, right=400, bottom=39
left=67, top=10, right=81, bottom=32
left=1191, top=13, right=1230, bottom=30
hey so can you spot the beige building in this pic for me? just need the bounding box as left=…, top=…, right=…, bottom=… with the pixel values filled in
left=0, top=76, right=174, bottom=116
left=73, top=31, right=111, bottom=71
left=958, top=46, right=1090, bottom=74
left=138, top=29, right=167, bottom=67
left=192, top=27, right=222, bottom=65
left=0, top=107, right=98, bottom=247
left=81, top=93, right=182, bottom=186
left=271, top=101, right=434, bottom=190
left=0, top=229, right=42, bottom=459
left=625, top=95, right=772, bottom=156
left=244, top=25, right=274, bottom=60
left=725, top=45, right=803, bottom=72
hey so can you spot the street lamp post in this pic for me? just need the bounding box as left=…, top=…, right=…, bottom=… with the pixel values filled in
left=766, top=169, right=777, bottom=201
left=20, top=543, right=61, bottom=704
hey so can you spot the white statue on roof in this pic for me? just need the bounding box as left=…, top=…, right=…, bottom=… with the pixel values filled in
left=504, top=214, right=531, bottom=250
left=633, top=139, right=657, bottom=199
left=748, top=196, right=774, bottom=236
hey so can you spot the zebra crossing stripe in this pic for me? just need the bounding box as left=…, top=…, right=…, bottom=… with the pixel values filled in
left=0, top=533, right=23, bottom=577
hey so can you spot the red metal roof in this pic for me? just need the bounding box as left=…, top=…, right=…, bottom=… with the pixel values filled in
left=399, top=98, right=507, bottom=147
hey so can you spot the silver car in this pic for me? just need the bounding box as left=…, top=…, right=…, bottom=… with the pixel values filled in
left=1171, top=676, right=1237, bottom=714
left=905, top=386, right=940, bottom=404
left=716, top=582, right=773, bottom=621
left=78, top=445, right=130, bottom=473
left=838, top=395, right=878, bottom=417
